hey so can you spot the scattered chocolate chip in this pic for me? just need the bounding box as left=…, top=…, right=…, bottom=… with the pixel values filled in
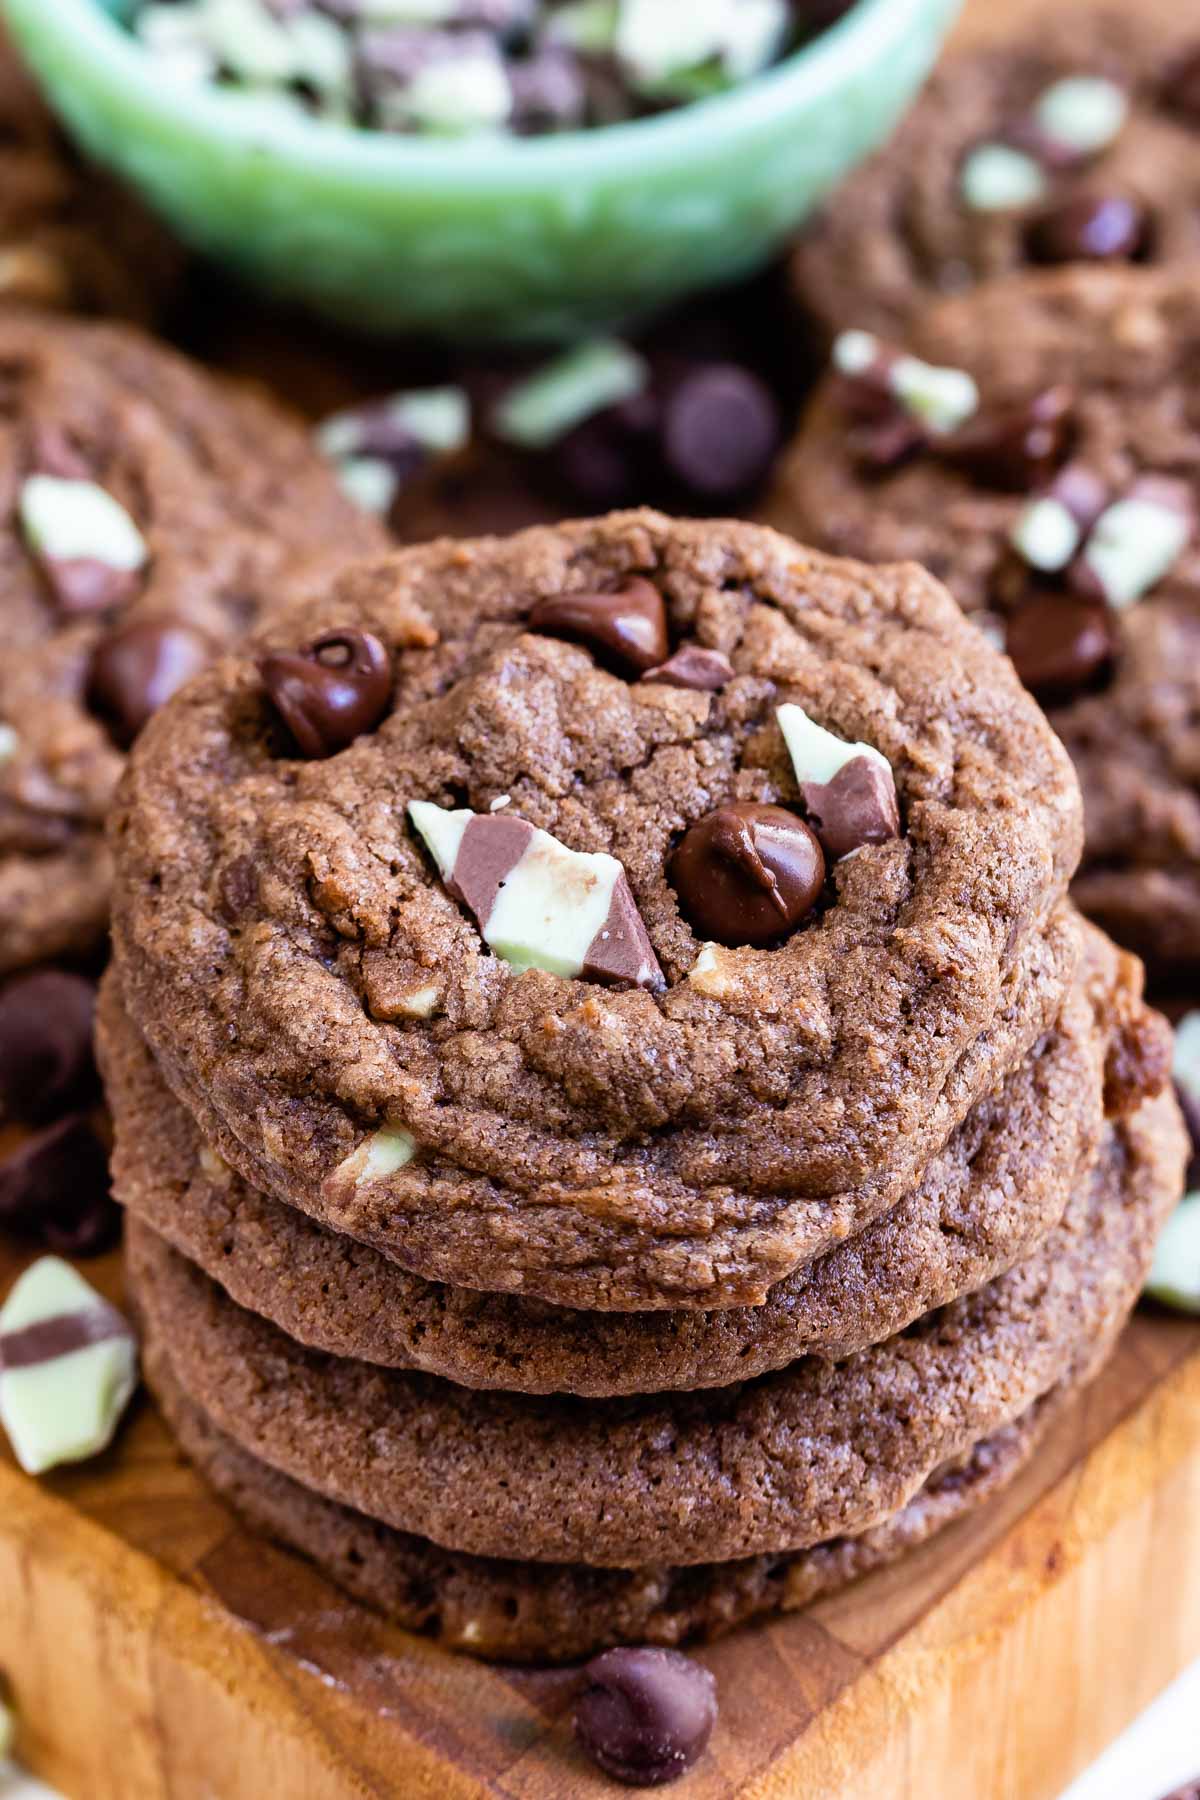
left=0, top=1114, right=119, bottom=1258
left=87, top=617, right=213, bottom=748
left=528, top=577, right=669, bottom=675
left=1005, top=593, right=1115, bottom=704
left=260, top=627, right=393, bottom=759
left=575, top=1647, right=717, bottom=1788
left=669, top=803, right=825, bottom=948
left=937, top=386, right=1073, bottom=491
left=1026, top=193, right=1150, bottom=265
left=0, top=971, right=97, bottom=1126
left=553, top=397, right=655, bottom=510
left=659, top=364, right=781, bottom=501
left=1162, top=45, right=1200, bottom=124
left=642, top=645, right=734, bottom=692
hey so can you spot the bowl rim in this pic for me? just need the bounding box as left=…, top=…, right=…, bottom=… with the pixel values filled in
left=4, top=0, right=953, bottom=188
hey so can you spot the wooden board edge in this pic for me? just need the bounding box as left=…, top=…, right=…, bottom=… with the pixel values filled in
left=748, top=1340, right=1200, bottom=1800
left=0, top=1468, right=483, bottom=1800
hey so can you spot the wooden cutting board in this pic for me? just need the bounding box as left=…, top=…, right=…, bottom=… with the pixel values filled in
left=3, top=1227, right=1200, bottom=1800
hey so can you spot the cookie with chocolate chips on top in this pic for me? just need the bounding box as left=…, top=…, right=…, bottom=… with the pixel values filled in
left=0, top=310, right=388, bottom=975
left=792, top=3, right=1200, bottom=343
left=110, top=510, right=1082, bottom=1312
left=764, top=265, right=1200, bottom=973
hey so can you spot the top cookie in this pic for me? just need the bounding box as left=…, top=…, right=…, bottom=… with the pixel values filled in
left=763, top=265, right=1200, bottom=971
left=110, top=511, right=1082, bottom=1311
left=0, top=28, right=181, bottom=321
left=0, top=311, right=387, bottom=975
left=792, top=5, right=1200, bottom=342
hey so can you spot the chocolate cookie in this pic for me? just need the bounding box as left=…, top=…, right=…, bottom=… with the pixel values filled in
left=110, top=512, right=1083, bottom=1311
left=148, top=1345, right=1063, bottom=1663
left=123, top=1090, right=1184, bottom=1568
left=99, top=917, right=1166, bottom=1393
left=0, top=27, right=181, bottom=321
left=764, top=266, right=1200, bottom=972
left=0, top=311, right=388, bottom=974
left=792, top=5, right=1200, bottom=343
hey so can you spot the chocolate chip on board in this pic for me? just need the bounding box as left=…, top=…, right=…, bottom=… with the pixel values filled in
left=574, top=1647, right=718, bottom=1787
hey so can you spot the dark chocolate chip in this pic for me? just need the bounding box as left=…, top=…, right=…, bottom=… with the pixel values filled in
left=669, top=802, right=825, bottom=948
left=528, top=577, right=669, bottom=675
left=0, top=1114, right=119, bottom=1258
left=1005, top=593, right=1115, bottom=704
left=937, top=386, right=1073, bottom=491
left=553, top=391, right=658, bottom=511
left=1026, top=193, right=1150, bottom=265
left=642, top=646, right=734, bottom=692
left=575, top=1647, right=717, bottom=1788
left=1162, top=45, right=1200, bottom=123
left=659, top=364, right=781, bottom=502
left=260, top=627, right=393, bottom=759
left=0, top=970, right=97, bottom=1126
left=87, top=617, right=213, bottom=748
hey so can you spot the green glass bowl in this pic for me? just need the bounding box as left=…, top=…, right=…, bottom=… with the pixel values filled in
left=2, top=0, right=960, bottom=342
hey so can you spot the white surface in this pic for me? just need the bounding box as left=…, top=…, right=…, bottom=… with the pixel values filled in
left=3, top=1660, right=1199, bottom=1797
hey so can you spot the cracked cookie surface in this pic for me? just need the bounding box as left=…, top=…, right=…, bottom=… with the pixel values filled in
left=110, top=511, right=1083, bottom=1309
left=100, top=918, right=1166, bottom=1391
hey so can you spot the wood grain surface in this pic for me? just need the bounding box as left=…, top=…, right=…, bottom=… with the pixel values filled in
left=5, top=0, right=1200, bottom=1795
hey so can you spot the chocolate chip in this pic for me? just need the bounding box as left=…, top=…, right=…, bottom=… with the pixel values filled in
left=1005, top=594, right=1115, bottom=704
left=217, top=855, right=260, bottom=925
left=1162, top=45, right=1200, bottom=123
left=260, top=627, right=393, bottom=759
left=528, top=578, right=669, bottom=675
left=0, top=971, right=97, bottom=1126
left=669, top=803, right=824, bottom=948
left=937, top=386, right=1073, bottom=491
left=0, top=1114, right=119, bottom=1258
left=87, top=617, right=213, bottom=748
left=553, top=391, right=659, bottom=511
left=1026, top=193, right=1150, bottom=265
left=659, top=364, right=781, bottom=502
left=642, top=646, right=734, bottom=692
left=574, top=1648, right=717, bottom=1788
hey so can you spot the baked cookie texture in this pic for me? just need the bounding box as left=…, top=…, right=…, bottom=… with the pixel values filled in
left=110, top=511, right=1083, bottom=1311
left=103, top=511, right=1185, bottom=1660
left=0, top=28, right=181, bottom=321
left=763, top=266, right=1200, bottom=973
left=791, top=5, right=1200, bottom=343
left=0, top=311, right=388, bottom=975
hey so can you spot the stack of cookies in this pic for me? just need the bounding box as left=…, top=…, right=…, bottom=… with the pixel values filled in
left=101, top=512, right=1185, bottom=1661
left=767, top=3, right=1200, bottom=978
